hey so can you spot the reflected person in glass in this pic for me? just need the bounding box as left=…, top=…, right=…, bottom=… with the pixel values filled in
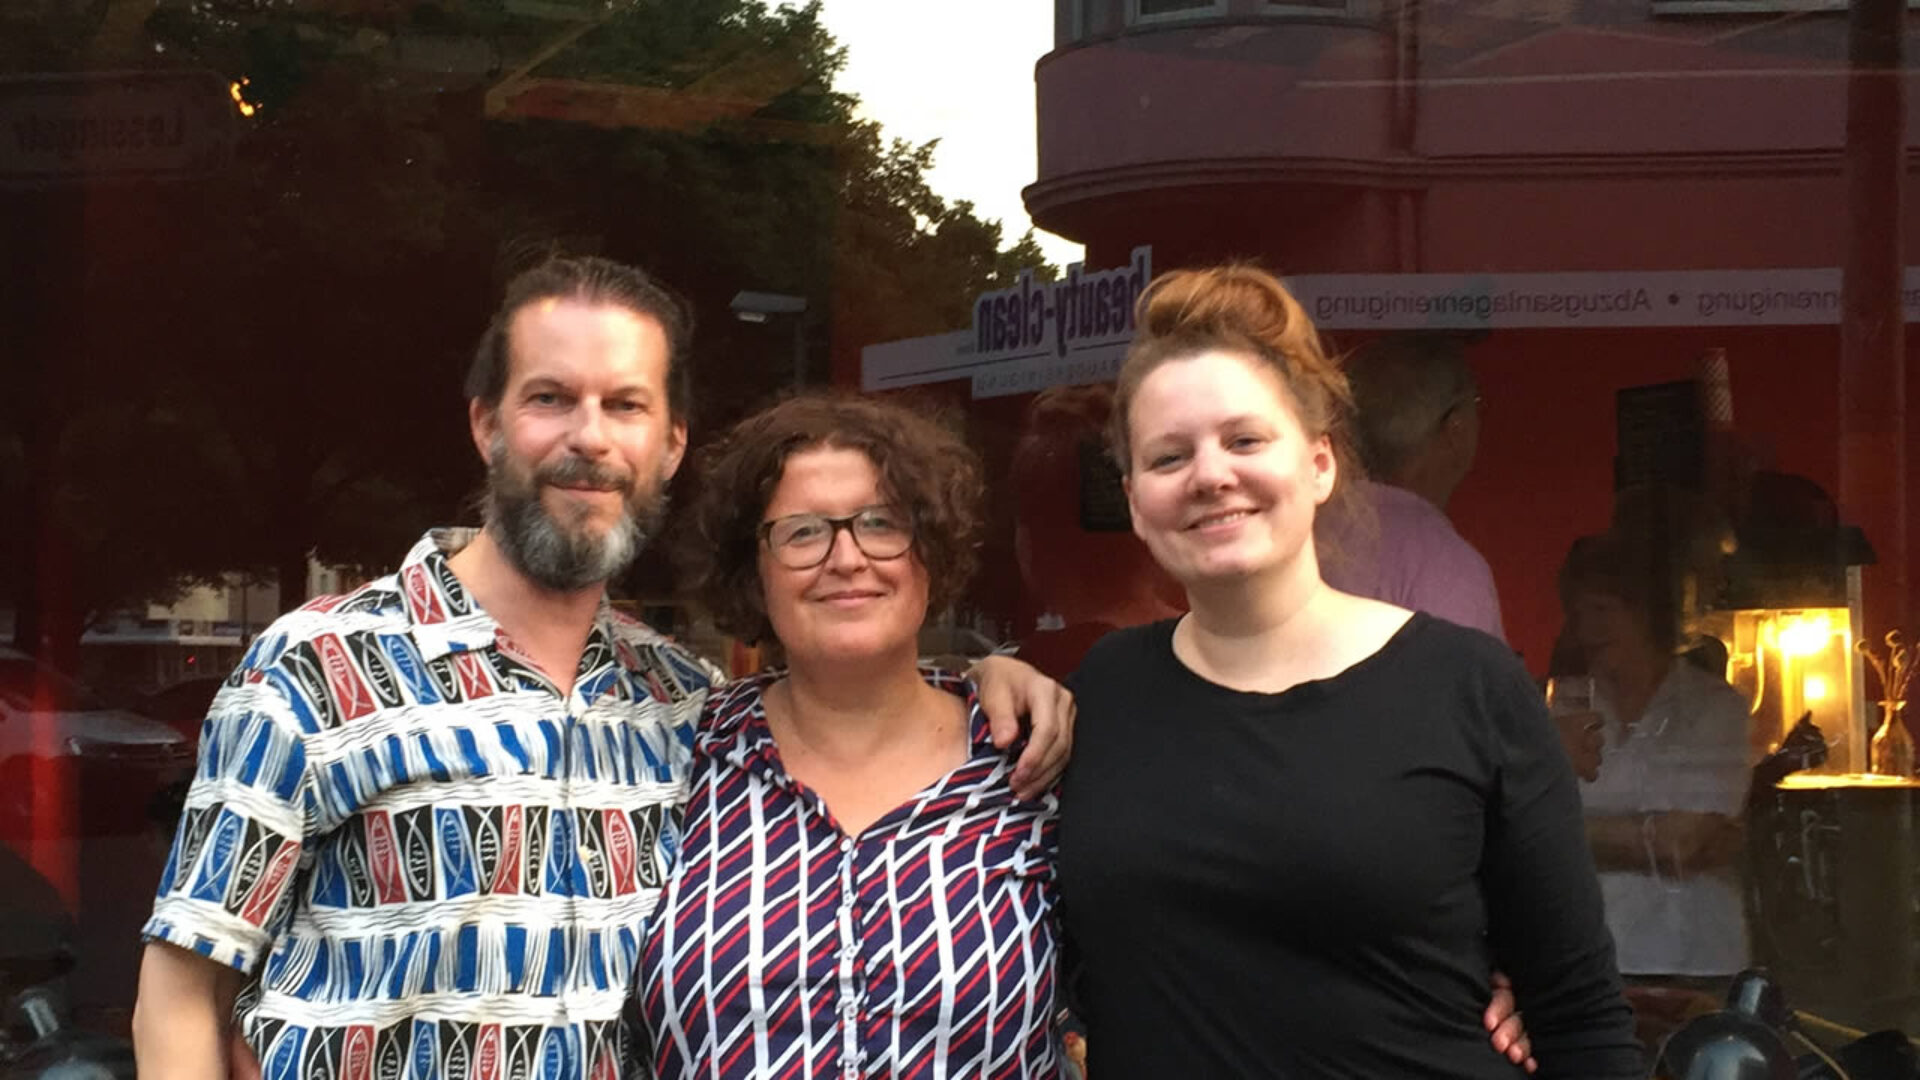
left=1556, top=531, right=1753, bottom=1038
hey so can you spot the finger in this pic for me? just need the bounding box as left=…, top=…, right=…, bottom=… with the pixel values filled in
left=1012, top=699, right=1063, bottom=797
left=1493, top=1012, right=1526, bottom=1055
left=977, top=672, right=1022, bottom=751
left=1015, top=710, right=1072, bottom=799
left=1032, top=691, right=1075, bottom=780
left=1483, top=985, right=1516, bottom=1032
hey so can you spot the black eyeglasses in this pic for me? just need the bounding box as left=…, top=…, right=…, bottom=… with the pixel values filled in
left=758, top=505, right=915, bottom=570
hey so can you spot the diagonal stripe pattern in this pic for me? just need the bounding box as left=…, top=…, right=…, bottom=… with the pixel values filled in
left=641, top=670, right=1060, bottom=1080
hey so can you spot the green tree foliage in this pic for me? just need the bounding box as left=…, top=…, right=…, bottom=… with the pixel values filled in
left=0, top=0, right=1053, bottom=661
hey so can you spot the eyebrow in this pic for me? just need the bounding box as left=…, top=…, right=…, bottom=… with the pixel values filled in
left=1142, top=415, right=1273, bottom=440
left=1217, top=414, right=1275, bottom=429
left=516, top=376, right=654, bottom=399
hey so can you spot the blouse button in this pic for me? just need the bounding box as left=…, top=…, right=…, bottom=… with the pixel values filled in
left=839, top=837, right=854, bottom=853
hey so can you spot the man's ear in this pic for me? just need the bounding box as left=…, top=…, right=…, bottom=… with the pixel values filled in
left=469, top=398, right=498, bottom=463
left=663, top=417, right=689, bottom=481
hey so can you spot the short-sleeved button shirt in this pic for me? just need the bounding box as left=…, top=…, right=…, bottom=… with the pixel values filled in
left=640, top=670, right=1060, bottom=1080
left=143, top=529, right=719, bottom=1080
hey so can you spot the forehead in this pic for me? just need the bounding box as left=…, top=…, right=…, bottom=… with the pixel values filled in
left=766, top=445, right=882, bottom=515
left=504, top=298, right=669, bottom=390
left=1131, top=350, right=1301, bottom=433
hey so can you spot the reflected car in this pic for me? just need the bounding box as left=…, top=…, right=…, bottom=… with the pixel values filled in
left=130, top=675, right=227, bottom=748
left=0, top=648, right=192, bottom=833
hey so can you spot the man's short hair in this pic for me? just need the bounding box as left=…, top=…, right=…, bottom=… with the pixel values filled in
left=1344, top=332, right=1477, bottom=480
left=466, top=255, right=694, bottom=421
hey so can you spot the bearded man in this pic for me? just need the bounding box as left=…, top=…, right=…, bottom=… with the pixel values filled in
left=130, top=256, right=1072, bottom=1080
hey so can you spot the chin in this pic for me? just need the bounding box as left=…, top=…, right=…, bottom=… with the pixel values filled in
left=796, top=633, right=915, bottom=667
left=1186, top=548, right=1277, bottom=581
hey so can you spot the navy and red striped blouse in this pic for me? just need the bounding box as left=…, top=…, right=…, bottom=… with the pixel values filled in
left=639, top=670, right=1060, bottom=1080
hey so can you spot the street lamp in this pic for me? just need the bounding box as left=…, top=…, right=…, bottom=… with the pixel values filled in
left=730, top=290, right=809, bottom=388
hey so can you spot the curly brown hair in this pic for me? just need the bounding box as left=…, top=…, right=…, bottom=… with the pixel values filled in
left=675, top=392, right=985, bottom=644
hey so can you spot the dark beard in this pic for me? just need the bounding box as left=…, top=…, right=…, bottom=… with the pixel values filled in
left=484, top=438, right=669, bottom=592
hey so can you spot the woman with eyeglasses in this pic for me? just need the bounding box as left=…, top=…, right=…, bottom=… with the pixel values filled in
left=640, top=393, right=1063, bottom=1079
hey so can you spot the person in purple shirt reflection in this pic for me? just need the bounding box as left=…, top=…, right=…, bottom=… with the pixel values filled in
left=1317, top=332, right=1507, bottom=641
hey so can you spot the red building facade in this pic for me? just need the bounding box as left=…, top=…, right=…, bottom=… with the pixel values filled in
left=1014, top=0, right=1919, bottom=672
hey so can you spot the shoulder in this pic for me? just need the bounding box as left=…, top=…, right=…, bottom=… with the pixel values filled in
left=696, top=671, right=779, bottom=749
left=230, top=575, right=410, bottom=706
left=249, top=575, right=409, bottom=659
left=1395, top=495, right=1494, bottom=577
left=607, top=611, right=725, bottom=696
left=1665, top=658, right=1743, bottom=701
left=1662, top=662, right=1751, bottom=732
left=1072, top=619, right=1176, bottom=685
left=186, top=582, right=414, bottom=750
left=1373, top=612, right=1537, bottom=709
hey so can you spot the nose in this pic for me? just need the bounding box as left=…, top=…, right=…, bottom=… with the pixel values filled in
left=568, top=400, right=613, bottom=457
left=1188, top=442, right=1233, bottom=494
left=821, top=521, right=870, bottom=572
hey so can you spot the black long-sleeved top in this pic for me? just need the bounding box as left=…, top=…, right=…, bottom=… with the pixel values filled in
left=1059, top=614, right=1640, bottom=1079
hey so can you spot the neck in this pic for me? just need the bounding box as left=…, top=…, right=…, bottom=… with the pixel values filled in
left=1179, top=546, right=1330, bottom=677
left=1602, top=650, right=1671, bottom=717
left=446, top=528, right=606, bottom=646
left=1389, top=460, right=1455, bottom=513
left=777, top=651, right=937, bottom=761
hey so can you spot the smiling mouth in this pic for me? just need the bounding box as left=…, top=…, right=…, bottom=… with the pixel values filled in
left=1187, top=509, right=1256, bottom=530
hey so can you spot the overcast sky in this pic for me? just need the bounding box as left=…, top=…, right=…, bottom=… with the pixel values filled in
left=814, top=0, right=1086, bottom=268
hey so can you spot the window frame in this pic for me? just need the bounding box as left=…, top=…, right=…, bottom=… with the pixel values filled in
left=1129, top=0, right=1231, bottom=26
left=1262, top=0, right=1362, bottom=13
left=1651, top=0, right=1910, bottom=12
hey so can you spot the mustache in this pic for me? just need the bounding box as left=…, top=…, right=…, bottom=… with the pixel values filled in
left=537, top=455, right=633, bottom=492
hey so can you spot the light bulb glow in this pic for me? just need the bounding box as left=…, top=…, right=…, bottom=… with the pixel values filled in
left=230, top=79, right=260, bottom=117
left=1778, top=615, right=1834, bottom=659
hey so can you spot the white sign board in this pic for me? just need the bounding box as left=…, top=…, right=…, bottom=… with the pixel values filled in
left=1285, top=268, right=1920, bottom=330
left=2, top=70, right=236, bottom=187
left=862, top=265, right=1920, bottom=400
left=862, top=247, right=1152, bottom=399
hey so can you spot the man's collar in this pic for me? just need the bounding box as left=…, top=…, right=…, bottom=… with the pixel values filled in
left=399, top=527, right=625, bottom=668
left=399, top=528, right=499, bottom=661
